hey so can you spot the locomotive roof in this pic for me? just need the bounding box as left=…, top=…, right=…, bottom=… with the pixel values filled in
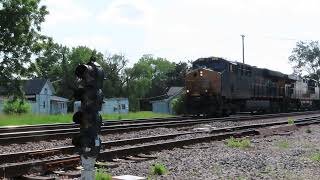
left=194, top=56, right=288, bottom=78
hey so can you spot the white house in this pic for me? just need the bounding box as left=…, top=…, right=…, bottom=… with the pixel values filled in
left=74, top=98, right=129, bottom=114
left=0, top=79, right=68, bottom=114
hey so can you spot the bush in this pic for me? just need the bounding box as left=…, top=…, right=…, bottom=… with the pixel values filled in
left=171, top=95, right=186, bottom=115
left=150, top=163, right=168, bottom=175
left=3, top=99, right=31, bottom=114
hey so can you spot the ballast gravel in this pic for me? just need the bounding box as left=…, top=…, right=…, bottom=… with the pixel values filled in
left=106, top=124, right=320, bottom=180
left=0, top=113, right=319, bottom=155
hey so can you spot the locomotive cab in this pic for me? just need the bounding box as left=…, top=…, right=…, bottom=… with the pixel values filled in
left=185, top=57, right=228, bottom=115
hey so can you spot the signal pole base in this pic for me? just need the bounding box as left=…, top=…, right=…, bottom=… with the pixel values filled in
left=81, top=155, right=96, bottom=180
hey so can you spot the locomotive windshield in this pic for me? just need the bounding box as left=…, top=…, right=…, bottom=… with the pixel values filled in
left=192, top=60, right=226, bottom=72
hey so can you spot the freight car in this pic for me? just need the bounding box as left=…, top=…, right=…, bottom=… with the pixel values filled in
left=185, top=57, right=320, bottom=116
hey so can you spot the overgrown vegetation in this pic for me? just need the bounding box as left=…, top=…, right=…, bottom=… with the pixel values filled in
left=288, top=117, right=295, bottom=125
left=171, top=95, right=186, bottom=115
left=277, top=140, right=290, bottom=149
left=3, top=99, right=31, bottom=114
left=0, top=111, right=172, bottom=126
left=150, top=163, right=168, bottom=175
left=96, top=169, right=112, bottom=180
left=226, top=137, right=251, bottom=149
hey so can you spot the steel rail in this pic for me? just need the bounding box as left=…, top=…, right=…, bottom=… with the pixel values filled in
left=0, top=111, right=319, bottom=144
left=0, top=111, right=318, bottom=134
left=0, top=116, right=320, bottom=178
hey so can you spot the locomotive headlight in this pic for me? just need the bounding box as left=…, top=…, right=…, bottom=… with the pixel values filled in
left=200, top=71, right=203, bottom=76
left=205, top=89, right=208, bottom=92
left=186, top=89, right=190, bottom=93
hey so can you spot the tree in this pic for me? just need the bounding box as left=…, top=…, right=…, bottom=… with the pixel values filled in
left=125, top=55, right=175, bottom=111
left=30, top=38, right=69, bottom=80
left=289, top=41, right=320, bottom=81
left=166, top=62, right=189, bottom=87
left=0, top=0, right=48, bottom=97
left=100, top=54, right=128, bottom=98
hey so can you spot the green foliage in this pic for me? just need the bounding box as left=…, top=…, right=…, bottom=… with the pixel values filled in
left=288, top=117, right=295, bottom=125
left=289, top=41, right=320, bottom=80
left=226, top=137, right=251, bottom=149
left=96, top=169, right=112, bottom=180
left=277, top=140, right=289, bottom=149
left=125, top=55, right=176, bottom=110
left=0, top=0, right=48, bottom=97
left=166, top=62, right=189, bottom=87
left=171, top=95, right=186, bottom=114
left=101, top=54, right=128, bottom=98
left=150, top=163, right=168, bottom=175
left=3, top=99, right=31, bottom=114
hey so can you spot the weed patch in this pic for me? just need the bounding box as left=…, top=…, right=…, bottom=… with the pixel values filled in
left=226, top=137, right=251, bottom=149
left=288, top=117, right=295, bottom=125
left=311, top=152, right=320, bottom=162
left=96, top=169, right=112, bottom=180
left=277, top=140, right=289, bottom=149
left=150, top=163, right=168, bottom=175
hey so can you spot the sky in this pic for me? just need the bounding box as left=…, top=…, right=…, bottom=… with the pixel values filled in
left=41, top=0, right=320, bottom=74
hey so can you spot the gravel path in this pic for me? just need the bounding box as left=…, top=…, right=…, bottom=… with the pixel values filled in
left=107, top=123, right=320, bottom=179
left=0, top=113, right=318, bottom=155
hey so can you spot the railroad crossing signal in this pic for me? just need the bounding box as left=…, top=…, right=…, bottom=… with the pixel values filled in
left=72, top=55, right=105, bottom=179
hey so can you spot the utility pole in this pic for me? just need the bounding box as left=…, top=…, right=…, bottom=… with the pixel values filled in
left=241, top=34, right=245, bottom=64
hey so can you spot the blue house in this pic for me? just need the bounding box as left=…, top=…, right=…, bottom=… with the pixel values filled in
left=151, top=87, right=184, bottom=114
left=74, top=98, right=129, bottom=114
left=0, top=79, right=68, bottom=114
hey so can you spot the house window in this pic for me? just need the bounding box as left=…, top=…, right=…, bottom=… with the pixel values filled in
left=44, top=88, right=48, bottom=94
left=122, top=104, right=126, bottom=109
left=43, top=101, right=45, bottom=108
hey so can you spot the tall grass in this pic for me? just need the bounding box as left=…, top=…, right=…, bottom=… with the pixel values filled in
left=0, top=111, right=173, bottom=126
left=102, top=111, right=173, bottom=120
left=0, top=114, right=73, bottom=126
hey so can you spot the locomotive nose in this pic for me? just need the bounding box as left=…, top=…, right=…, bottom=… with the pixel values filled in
left=186, top=68, right=220, bottom=96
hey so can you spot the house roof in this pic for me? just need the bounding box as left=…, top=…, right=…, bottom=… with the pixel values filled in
left=151, top=87, right=184, bottom=103
left=105, top=98, right=128, bottom=101
left=166, top=87, right=184, bottom=97
left=23, top=79, right=55, bottom=95
left=50, top=95, right=68, bottom=102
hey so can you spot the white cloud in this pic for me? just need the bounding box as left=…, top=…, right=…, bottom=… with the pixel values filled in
left=39, top=0, right=320, bottom=74
left=139, top=0, right=320, bottom=73
left=63, top=36, right=112, bottom=51
left=42, top=0, right=92, bottom=26
left=97, top=0, right=152, bottom=26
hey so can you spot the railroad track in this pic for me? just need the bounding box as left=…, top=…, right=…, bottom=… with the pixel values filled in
left=0, top=111, right=319, bottom=145
left=1, top=115, right=320, bottom=178
left=0, top=116, right=188, bottom=134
